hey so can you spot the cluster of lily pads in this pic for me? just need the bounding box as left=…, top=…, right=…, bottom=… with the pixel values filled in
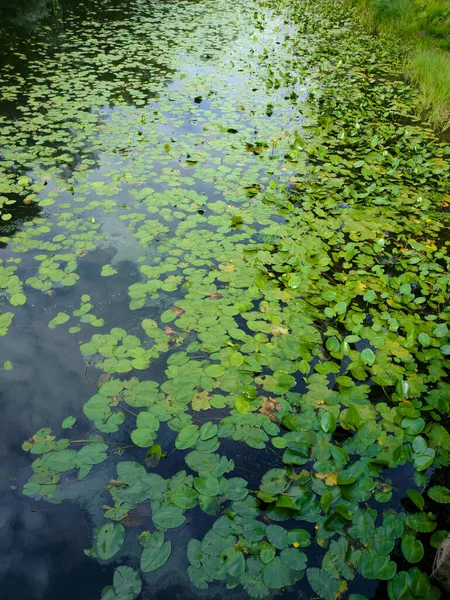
left=1, top=0, right=448, bottom=598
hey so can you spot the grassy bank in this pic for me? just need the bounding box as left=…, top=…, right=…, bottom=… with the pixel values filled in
left=350, top=0, right=450, bottom=128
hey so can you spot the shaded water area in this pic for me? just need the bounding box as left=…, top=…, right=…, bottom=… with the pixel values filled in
left=1, top=0, right=450, bottom=599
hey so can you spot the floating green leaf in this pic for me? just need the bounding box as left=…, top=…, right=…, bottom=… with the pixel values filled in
left=141, top=541, right=171, bottom=572
left=306, top=568, right=339, bottom=600
left=428, top=486, right=450, bottom=504
left=62, top=416, right=76, bottom=429
left=87, top=523, right=125, bottom=560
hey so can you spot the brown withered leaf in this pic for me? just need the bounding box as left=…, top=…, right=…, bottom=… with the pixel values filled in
left=164, top=326, right=177, bottom=336
left=169, top=306, right=184, bottom=316
left=106, top=479, right=125, bottom=489
left=97, top=373, right=111, bottom=386
left=259, top=397, right=282, bottom=420
left=120, top=504, right=150, bottom=527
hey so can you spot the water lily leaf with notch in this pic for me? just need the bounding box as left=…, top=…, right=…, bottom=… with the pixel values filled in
left=374, top=527, right=395, bottom=555
left=101, top=265, right=118, bottom=277
left=141, top=541, right=171, bottom=572
left=136, top=412, right=160, bottom=430
left=87, top=522, right=125, bottom=560
left=334, top=301, right=347, bottom=315
left=360, top=348, right=375, bottom=366
left=337, top=470, right=357, bottom=485
left=406, top=489, right=425, bottom=510
left=200, top=422, right=218, bottom=441
left=97, top=379, right=123, bottom=396
left=430, top=530, right=450, bottom=549
left=320, top=491, right=333, bottom=514
left=239, top=556, right=269, bottom=598
left=414, top=451, right=435, bottom=474
left=383, top=514, right=404, bottom=540
left=266, top=525, right=289, bottom=550
left=10, top=292, right=26, bottom=307
left=187, top=539, right=203, bottom=568
left=260, top=542, right=276, bottom=564
left=139, top=530, right=164, bottom=549
left=434, top=324, right=449, bottom=338
left=48, top=312, right=70, bottom=329
left=112, top=566, right=142, bottom=600
left=428, top=486, right=450, bottom=504
left=335, top=504, right=353, bottom=521
left=260, top=469, right=289, bottom=495
left=62, top=416, right=76, bottom=429
left=234, top=397, right=251, bottom=414
left=77, top=442, right=108, bottom=465
left=188, top=565, right=210, bottom=591
left=94, top=412, right=124, bottom=435
left=161, top=310, right=177, bottom=323
left=326, top=337, right=340, bottom=353
left=321, top=411, right=336, bottom=433
left=388, top=568, right=440, bottom=600
left=263, top=556, right=298, bottom=589
left=405, top=512, right=436, bottom=533
left=223, top=477, right=248, bottom=501
left=204, top=364, right=225, bottom=378
left=306, top=568, right=339, bottom=600
left=323, top=536, right=355, bottom=580
left=412, top=437, right=435, bottom=472
left=130, top=428, right=157, bottom=447
left=171, top=485, right=199, bottom=509
left=359, top=549, right=397, bottom=580
left=115, top=462, right=167, bottom=502
left=194, top=472, right=220, bottom=496
left=232, top=496, right=259, bottom=519
left=288, top=529, right=311, bottom=547
left=196, top=436, right=220, bottom=453
left=184, top=451, right=230, bottom=474
left=35, top=448, right=77, bottom=473
left=176, top=424, right=200, bottom=450
left=401, top=418, right=425, bottom=436
left=418, top=333, right=430, bottom=347
left=199, top=494, right=221, bottom=515
left=220, top=546, right=245, bottom=577
left=280, top=548, right=307, bottom=571
left=363, top=290, right=377, bottom=303
left=152, top=506, right=186, bottom=529
left=401, top=534, right=424, bottom=564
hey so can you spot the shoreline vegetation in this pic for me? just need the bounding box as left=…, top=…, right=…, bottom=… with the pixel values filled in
left=349, top=0, right=450, bottom=129
left=1, top=0, right=450, bottom=598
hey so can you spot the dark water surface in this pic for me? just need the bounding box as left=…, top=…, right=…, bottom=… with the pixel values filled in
left=1, top=0, right=450, bottom=599
left=0, top=1, right=305, bottom=598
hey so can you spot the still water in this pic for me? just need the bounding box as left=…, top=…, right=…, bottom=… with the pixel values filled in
left=1, top=0, right=449, bottom=598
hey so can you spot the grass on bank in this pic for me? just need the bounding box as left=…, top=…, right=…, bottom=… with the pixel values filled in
left=351, top=0, right=450, bottom=129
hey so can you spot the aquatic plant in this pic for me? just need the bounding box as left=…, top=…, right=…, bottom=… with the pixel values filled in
left=0, top=0, right=448, bottom=598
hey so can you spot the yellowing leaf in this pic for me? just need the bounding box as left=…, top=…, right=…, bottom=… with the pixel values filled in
left=192, top=390, right=211, bottom=411
left=315, top=471, right=338, bottom=486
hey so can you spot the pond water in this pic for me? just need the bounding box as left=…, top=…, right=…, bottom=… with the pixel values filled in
left=1, top=0, right=450, bottom=599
